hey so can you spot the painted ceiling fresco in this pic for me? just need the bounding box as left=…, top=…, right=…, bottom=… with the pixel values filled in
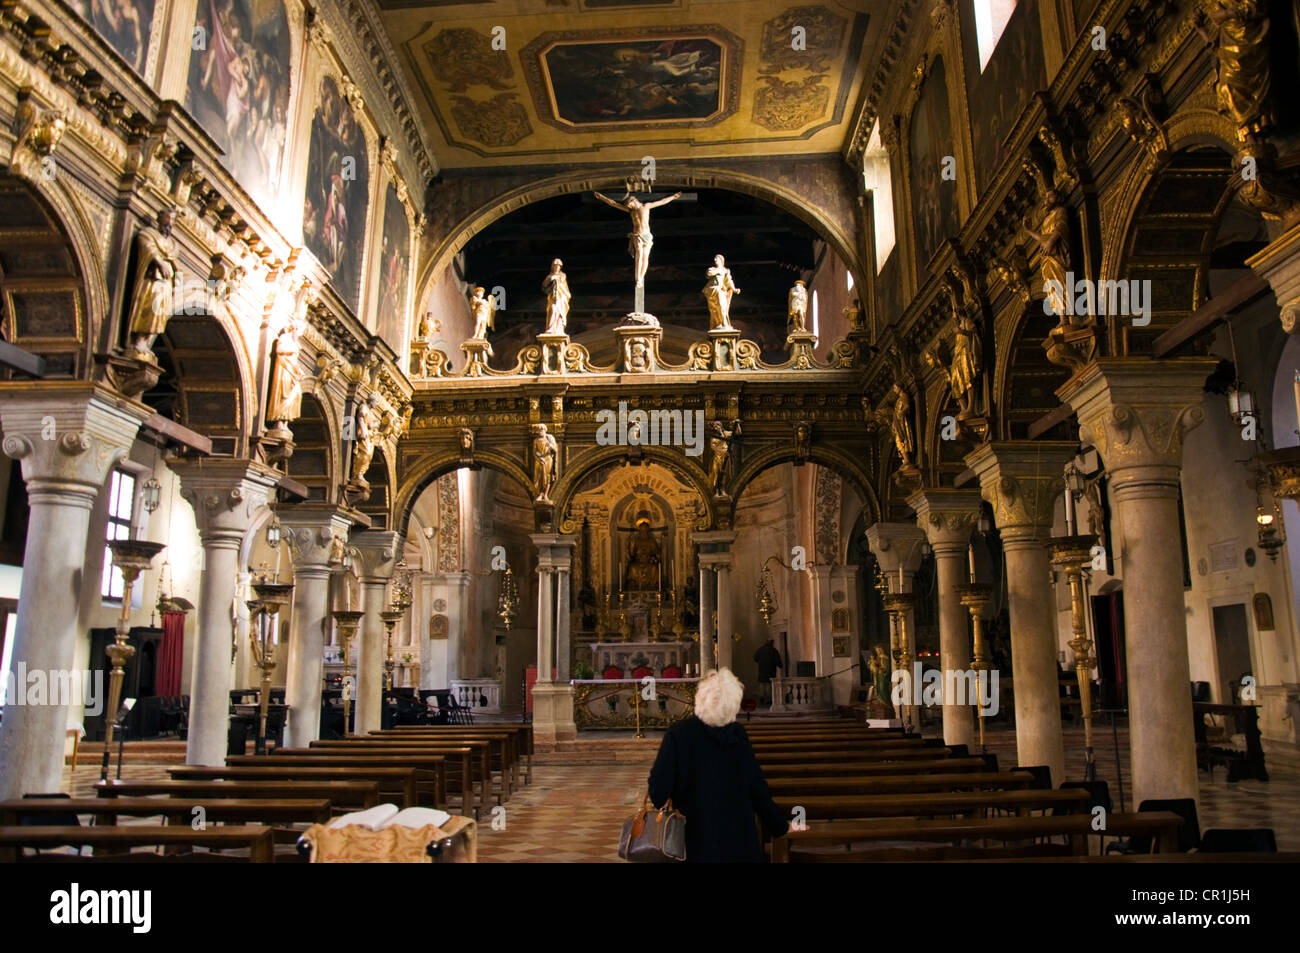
left=378, top=0, right=879, bottom=167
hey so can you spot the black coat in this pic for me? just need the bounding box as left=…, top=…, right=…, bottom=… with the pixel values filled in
left=647, top=716, right=789, bottom=863
left=753, top=643, right=782, bottom=682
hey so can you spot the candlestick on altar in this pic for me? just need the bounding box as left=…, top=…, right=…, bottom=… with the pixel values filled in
left=102, top=539, right=166, bottom=781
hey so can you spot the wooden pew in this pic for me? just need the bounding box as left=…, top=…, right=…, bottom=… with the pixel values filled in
left=232, top=749, right=477, bottom=814
left=380, top=725, right=534, bottom=785
left=1, top=797, right=332, bottom=828
left=314, top=737, right=512, bottom=802
left=345, top=730, right=520, bottom=795
left=760, top=757, right=992, bottom=776
left=764, top=771, right=1034, bottom=797
left=170, top=765, right=429, bottom=809
left=772, top=788, right=1089, bottom=821
left=756, top=747, right=964, bottom=763
left=0, top=825, right=276, bottom=863
left=770, top=812, right=1186, bottom=862
left=749, top=736, right=932, bottom=748
left=95, top=779, right=382, bottom=811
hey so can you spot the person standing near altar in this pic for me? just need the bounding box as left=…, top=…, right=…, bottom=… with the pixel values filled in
left=753, top=639, right=782, bottom=706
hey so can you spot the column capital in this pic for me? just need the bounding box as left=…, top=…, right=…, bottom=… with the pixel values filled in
left=1246, top=221, right=1300, bottom=333
left=273, top=502, right=359, bottom=571
left=965, top=441, right=1076, bottom=537
left=864, top=522, right=927, bottom=572
left=169, top=458, right=279, bottom=544
left=351, top=529, right=401, bottom=582
left=531, top=533, right=577, bottom=570
left=907, top=487, right=983, bottom=551
left=0, top=383, right=150, bottom=499
left=690, top=530, right=736, bottom=552
left=1057, top=357, right=1216, bottom=480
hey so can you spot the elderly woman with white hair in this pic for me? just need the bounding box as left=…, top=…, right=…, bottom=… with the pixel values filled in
left=647, top=668, right=788, bottom=862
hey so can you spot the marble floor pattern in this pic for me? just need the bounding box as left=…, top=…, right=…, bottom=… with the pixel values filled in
left=53, top=730, right=1300, bottom=862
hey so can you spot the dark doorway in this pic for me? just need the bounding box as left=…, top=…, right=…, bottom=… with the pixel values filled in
left=1091, top=590, right=1127, bottom=710
left=1211, top=603, right=1253, bottom=704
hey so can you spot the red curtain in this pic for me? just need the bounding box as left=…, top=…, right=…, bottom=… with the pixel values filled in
left=157, top=610, right=186, bottom=696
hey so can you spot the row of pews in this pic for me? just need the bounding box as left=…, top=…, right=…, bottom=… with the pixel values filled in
left=0, top=724, right=532, bottom=863
left=750, top=719, right=1270, bottom=863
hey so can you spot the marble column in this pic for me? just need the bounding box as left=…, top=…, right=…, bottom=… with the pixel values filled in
left=171, top=459, right=279, bottom=766
left=693, top=531, right=735, bottom=675
left=1059, top=357, right=1217, bottom=807
left=277, top=504, right=355, bottom=747
left=352, top=530, right=398, bottom=735
left=698, top=565, right=715, bottom=675
left=966, top=441, right=1077, bottom=787
left=908, top=488, right=983, bottom=750
left=531, top=534, right=577, bottom=748
left=0, top=385, right=150, bottom=797
left=556, top=563, right=572, bottom=682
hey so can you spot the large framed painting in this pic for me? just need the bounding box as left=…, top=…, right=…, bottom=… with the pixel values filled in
left=68, top=0, right=156, bottom=75
left=186, top=0, right=292, bottom=207
left=908, top=56, right=958, bottom=282
left=968, top=0, right=1046, bottom=193
left=302, top=76, right=371, bottom=315
left=523, top=29, right=741, bottom=132
left=377, top=183, right=411, bottom=341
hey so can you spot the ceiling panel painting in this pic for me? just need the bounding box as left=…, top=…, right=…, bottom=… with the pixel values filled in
left=381, top=0, right=878, bottom=168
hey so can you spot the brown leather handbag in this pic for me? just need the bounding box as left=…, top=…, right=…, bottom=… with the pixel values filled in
left=618, top=794, right=686, bottom=862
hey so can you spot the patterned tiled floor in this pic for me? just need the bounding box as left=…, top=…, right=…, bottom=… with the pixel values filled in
left=54, top=728, right=1300, bottom=862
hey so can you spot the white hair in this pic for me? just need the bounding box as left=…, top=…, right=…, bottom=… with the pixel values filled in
left=694, top=668, right=744, bottom=727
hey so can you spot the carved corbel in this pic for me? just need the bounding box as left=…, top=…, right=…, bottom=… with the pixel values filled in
left=458, top=428, right=475, bottom=466
left=10, top=88, right=65, bottom=179
left=1115, top=85, right=1168, bottom=161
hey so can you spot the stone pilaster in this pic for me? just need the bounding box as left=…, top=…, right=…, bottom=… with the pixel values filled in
left=0, top=384, right=150, bottom=797
left=1059, top=357, right=1216, bottom=807
left=171, top=459, right=280, bottom=766
left=1247, top=221, right=1300, bottom=335
left=277, top=503, right=355, bottom=747
left=965, top=441, right=1077, bottom=786
left=531, top=534, right=577, bottom=748
left=908, top=488, right=983, bottom=749
left=692, top=531, right=736, bottom=675
left=351, top=530, right=399, bottom=735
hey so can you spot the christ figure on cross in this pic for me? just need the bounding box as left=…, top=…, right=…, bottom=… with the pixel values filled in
left=593, top=189, right=682, bottom=290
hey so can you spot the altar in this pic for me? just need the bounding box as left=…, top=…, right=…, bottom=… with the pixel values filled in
left=571, top=677, right=699, bottom=730
left=590, top=640, right=696, bottom=677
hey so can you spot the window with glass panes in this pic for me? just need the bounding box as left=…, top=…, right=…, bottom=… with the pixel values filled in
left=100, top=469, right=136, bottom=601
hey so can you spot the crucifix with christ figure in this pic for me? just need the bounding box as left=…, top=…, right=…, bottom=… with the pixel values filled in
left=592, top=188, right=683, bottom=313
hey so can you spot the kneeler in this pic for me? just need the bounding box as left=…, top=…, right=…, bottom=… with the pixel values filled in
left=300, top=816, right=477, bottom=863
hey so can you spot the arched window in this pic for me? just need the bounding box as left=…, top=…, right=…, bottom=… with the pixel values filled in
left=973, top=0, right=1018, bottom=71
left=861, top=121, right=895, bottom=272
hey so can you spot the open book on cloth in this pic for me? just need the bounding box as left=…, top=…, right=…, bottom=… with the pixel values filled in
left=300, top=804, right=476, bottom=863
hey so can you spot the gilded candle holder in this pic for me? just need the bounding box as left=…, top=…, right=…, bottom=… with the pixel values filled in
left=1047, top=534, right=1098, bottom=781
left=102, top=539, right=166, bottom=780
left=330, top=609, right=363, bottom=736
left=380, top=608, right=405, bottom=691
left=247, top=581, right=293, bottom=755
left=882, top=591, right=918, bottom=733
left=957, top=582, right=993, bottom=753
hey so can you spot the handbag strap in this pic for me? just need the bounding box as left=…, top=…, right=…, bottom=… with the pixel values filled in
left=630, top=792, right=651, bottom=839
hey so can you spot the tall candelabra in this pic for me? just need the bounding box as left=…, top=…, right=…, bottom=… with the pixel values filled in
left=331, top=609, right=363, bottom=735
left=248, top=581, right=294, bottom=755
left=1047, top=534, right=1098, bottom=780
left=882, top=589, right=917, bottom=733
left=102, top=539, right=166, bottom=781
left=957, top=582, right=992, bottom=753
left=380, top=609, right=405, bottom=690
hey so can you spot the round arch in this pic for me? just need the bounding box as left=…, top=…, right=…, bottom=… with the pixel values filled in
left=284, top=393, right=338, bottom=499
left=414, top=167, right=870, bottom=321
left=551, top=444, right=717, bottom=529
left=729, top=443, right=880, bottom=526
left=0, top=173, right=109, bottom=379
left=393, top=449, right=534, bottom=537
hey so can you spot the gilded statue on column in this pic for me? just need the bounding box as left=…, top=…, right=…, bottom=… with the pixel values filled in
left=127, top=209, right=179, bottom=360
left=266, top=280, right=313, bottom=434
left=708, top=419, right=741, bottom=494
left=925, top=301, right=983, bottom=420
left=869, top=384, right=918, bottom=475
left=542, top=259, right=570, bottom=335
left=350, top=397, right=382, bottom=486
left=1023, top=189, right=1074, bottom=326
left=703, top=255, right=740, bottom=330
left=787, top=280, right=808, bottom=333
left=1195, top=0, right=1274, bottom=141
left=532, top=423, right=559, bottom=502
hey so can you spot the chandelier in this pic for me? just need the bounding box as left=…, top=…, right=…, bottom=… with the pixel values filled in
left=498, top=564, right=520, bottom=629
